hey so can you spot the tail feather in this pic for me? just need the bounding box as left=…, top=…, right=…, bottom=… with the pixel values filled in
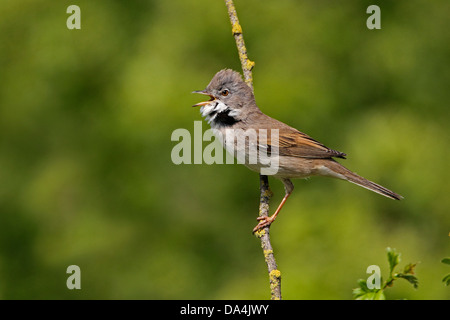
left=346, top=173, right=403, bottom=200
left=325, top=161, right=403, bottom=200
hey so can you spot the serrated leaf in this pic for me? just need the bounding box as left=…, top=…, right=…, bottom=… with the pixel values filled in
left=353, top=279, right=373, bottom=299
left=395, top=273, right=419, bottom=289
left=353, top=287, right=368, bottom=299
left=352, top=279, right=369, bottom=298
left=357, top=278, right=369, bottom=291
left=442, top=274, right=450, bottom=286
left=374, top=290, right=386, bottom=300
left=386, top=247, right=401, bottom=274
left=441, top=258, right=450, bottom=265
left=352, top=287, right=366, bottom=299
left=353, top=279, right=386, bottom=300
left=354, top=289, right=385, bottom=300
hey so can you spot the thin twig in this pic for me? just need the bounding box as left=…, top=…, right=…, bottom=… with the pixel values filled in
left=256, top=175, right=281, bottom=300
left=224, top=0, right=255, bottom=89
left=224, top=0, right=281, bottom=300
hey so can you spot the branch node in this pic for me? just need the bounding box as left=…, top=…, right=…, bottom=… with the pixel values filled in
left=245, top=59, right=255, bottom=70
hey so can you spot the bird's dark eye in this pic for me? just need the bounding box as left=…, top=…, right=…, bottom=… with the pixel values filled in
left=221, top=89, right=229, bottom=96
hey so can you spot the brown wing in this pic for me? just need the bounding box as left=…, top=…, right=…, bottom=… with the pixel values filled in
left=245, top=110, right=346, bottom=159
left=266, top=128, right=346, bottom=159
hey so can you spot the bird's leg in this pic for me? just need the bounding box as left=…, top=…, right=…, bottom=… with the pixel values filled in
left=253, top=179, right=294, bottom=233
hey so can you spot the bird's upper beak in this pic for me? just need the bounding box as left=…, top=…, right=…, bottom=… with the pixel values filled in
left=192, top=90, right=215, bottom=107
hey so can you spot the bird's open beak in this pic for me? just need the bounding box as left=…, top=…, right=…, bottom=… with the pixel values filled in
left=192, top=90, right=215, bottom=107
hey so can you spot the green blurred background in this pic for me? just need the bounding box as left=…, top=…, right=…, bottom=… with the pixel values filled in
left=0, top=0, right=449, bottom=299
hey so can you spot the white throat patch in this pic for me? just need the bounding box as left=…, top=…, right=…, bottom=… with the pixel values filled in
left=200, top=100, right=241, bottom=126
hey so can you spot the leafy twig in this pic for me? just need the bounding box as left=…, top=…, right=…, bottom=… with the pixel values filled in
left=353, top=247, right=419, bottom=300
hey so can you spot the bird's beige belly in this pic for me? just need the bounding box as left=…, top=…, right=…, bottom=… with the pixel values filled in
left=242, top=156, right=314, bottom=178
left=246, top=156, right=346, bottom=180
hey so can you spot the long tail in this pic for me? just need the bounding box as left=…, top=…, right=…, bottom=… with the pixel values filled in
left=324, top=160, right=403, bottom=200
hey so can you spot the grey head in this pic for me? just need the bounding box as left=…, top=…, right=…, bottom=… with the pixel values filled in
left=193, top=69, right=258, bottom=127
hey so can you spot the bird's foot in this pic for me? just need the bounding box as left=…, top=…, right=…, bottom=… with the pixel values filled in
left=252, top=215, right=275, bottom=233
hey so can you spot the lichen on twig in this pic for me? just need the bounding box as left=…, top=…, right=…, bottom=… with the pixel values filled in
left=224, top=0, right=281, bottom=300
left=224, top=0, right=255, bottom=89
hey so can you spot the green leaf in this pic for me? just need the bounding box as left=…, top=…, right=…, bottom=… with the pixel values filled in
left=352, top=279, right=369, bottom=299
left=359, top=290, right=385, bottom=300
left=386, top=247, right=401, bottom=275
left=353, top=279, right=386, bottom=300
left=442, top=259, right=450, bottom=285
left=354, top=289, right=385, bottom=300
left=442, top=274, right=450, bottom=286
left=352, top=288, right=366, bottom=299
left=395, top=273, right=419, bottom=289
left=374, top=290, right=386, bottom=300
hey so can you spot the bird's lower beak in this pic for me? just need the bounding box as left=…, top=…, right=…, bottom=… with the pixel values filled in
left=192, top=90, right=215, bottom=107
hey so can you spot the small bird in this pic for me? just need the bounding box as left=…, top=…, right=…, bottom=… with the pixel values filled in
left=193, top=69, right=402, bottom=232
